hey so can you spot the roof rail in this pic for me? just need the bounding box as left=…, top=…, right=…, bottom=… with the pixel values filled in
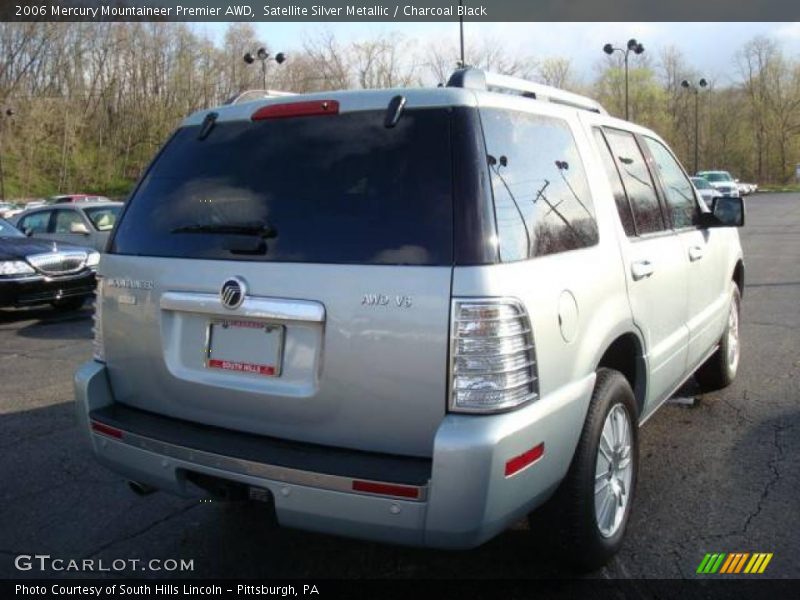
left=225, top=89, right=296, bottom=105
left=446, top=67, right=607, bottom=115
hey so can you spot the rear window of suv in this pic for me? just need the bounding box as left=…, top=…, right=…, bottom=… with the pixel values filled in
left=110, top=108, right=453, bottom=265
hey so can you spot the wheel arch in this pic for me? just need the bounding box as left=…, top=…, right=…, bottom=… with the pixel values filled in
left=733, top=259, right=745, bottom=297
left=594, top=332, right=647, bottom=419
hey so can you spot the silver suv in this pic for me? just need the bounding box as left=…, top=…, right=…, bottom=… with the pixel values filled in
left=75, top=68, right=745, bottom=570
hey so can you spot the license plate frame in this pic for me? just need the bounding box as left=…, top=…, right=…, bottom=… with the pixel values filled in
left=204, top=319, right=285, bottom=378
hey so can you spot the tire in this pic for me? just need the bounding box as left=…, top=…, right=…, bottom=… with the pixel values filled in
left=543, top=368, right=639, bottom=572
left=694, top=285, right=741, bottom=392
left=51, top=296, right=87, bottom=312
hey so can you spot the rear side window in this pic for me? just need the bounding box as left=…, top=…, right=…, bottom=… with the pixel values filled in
left=603, top=129, right=665, bottom=235
left=54, top=210, right=83, bottom=234
left=84, top=206, right=120, bottom=231
left=643, top=137, right=699, bottom=229
left=592, top=128, right=635, bottom=237
left=111, top=109, right=453, bottom=265
left=481, top=109, right=599, bottom=262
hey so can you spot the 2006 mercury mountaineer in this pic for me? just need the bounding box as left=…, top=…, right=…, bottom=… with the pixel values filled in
left=75, top=68, right=745, bottom=570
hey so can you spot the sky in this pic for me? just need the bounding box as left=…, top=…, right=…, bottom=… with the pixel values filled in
left=197, top=22, right=800, bottom=85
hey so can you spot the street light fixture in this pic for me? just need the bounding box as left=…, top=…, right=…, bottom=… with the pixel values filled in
left=681, top=78, right=708, bottom=174
left=603, top=38, right=645, bottom=120
left=243, top=47, right=287, bottom=89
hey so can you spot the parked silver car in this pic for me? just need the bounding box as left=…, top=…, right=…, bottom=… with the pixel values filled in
left=14, top=202, right=122, bottom=252
left=75, top=69, right=745, bottom=571
left=736, top=180, right=758, bottom=196
left=697, top=170, right=741, bottom=198
left=690, top=176, right=722, bottom=208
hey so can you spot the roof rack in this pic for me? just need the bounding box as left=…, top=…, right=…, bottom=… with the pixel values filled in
left=225, top=89, right=296, bottom=105
left=447, top=67, right=607, bottom=115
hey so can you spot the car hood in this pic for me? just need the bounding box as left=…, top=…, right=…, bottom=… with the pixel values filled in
left=0, top=237, right=91, bottom=261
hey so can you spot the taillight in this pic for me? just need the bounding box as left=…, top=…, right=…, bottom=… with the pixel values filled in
left=92, top=277, right=105, bottom=362
left=450, top=299, right=539, bottom=413
left=251, top=100, right=339, bottom=120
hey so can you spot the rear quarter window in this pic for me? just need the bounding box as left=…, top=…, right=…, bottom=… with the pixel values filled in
left=111, top=108, right=454, bottom=266
left=480, top=109, right=599, bottom=262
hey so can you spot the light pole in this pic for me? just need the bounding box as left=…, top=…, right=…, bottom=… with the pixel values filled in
left=0, top=108, right=14, bottom=202
left=243, top=48, right=286, bottom=90
left=603, top=39, right=645, bottom=121
left=681, top=78, right=708, bottom=174
left=458, top=0, right=465, bottom=67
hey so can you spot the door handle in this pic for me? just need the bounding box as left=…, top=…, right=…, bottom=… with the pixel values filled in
left=688, top=246, right=704, bottom=262
left=631, top=260, right=655, bottom=281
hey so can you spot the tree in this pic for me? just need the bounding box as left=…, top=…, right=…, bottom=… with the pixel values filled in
left=535, top=57, right=574, bottom=90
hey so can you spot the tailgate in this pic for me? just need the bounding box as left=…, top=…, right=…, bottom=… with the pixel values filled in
left=101, top=256, right=452, bottom=457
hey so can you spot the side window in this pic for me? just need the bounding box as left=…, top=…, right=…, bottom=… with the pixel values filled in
left=644, top=137, right=699, bottom=229
left=592, top=128, right=636, bottom=237
left=54, top=210, right=84, bottom=233
left=19, top=211, right=51, bottom=234
left=603, top=129, right=666, bottom=235
left=481, top=109, right=599, bottom=261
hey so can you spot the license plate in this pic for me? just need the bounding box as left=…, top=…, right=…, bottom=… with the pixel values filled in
left=205, top=319, right=284, bottom=377
left=248, top=487, right=273, bottom=503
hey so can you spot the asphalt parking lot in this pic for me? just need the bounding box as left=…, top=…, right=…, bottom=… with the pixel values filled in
left=1, top=193, right=798, bottom=580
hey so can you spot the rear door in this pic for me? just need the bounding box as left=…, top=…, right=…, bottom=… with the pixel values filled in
left=103, top=103, right=458, bottom=458
left=593, top=127, right=689, bottom=411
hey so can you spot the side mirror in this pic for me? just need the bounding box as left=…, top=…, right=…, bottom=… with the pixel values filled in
left=70, top=222, right=90, bottom=234
left=735, top=178, right=740, bottom=183
left=24, top=227, right=33, bottom=237
left=702, top=196, right=745, bottom=228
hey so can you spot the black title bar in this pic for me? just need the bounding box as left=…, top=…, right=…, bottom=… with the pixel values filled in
left=3, top=0, right=800, bottom=22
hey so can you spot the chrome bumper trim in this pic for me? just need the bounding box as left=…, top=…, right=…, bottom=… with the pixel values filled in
left=91, top=424, right=428, bottom=502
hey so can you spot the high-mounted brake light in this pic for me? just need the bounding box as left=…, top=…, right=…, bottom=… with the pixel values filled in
left=91, top=421, right=123, bottom=439
left=251, top=100, right=339, bottom=121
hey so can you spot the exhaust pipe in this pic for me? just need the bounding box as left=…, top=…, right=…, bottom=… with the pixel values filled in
left=128, top=481, right=157, bottom=496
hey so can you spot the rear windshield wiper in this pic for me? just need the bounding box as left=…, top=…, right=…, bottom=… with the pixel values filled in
left=171, top=222, right=277, bottom=238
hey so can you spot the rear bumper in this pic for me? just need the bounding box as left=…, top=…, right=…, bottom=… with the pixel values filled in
left=0, top=271, right=95, bottom=307
left=75, top=360, right=593, bottom=549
